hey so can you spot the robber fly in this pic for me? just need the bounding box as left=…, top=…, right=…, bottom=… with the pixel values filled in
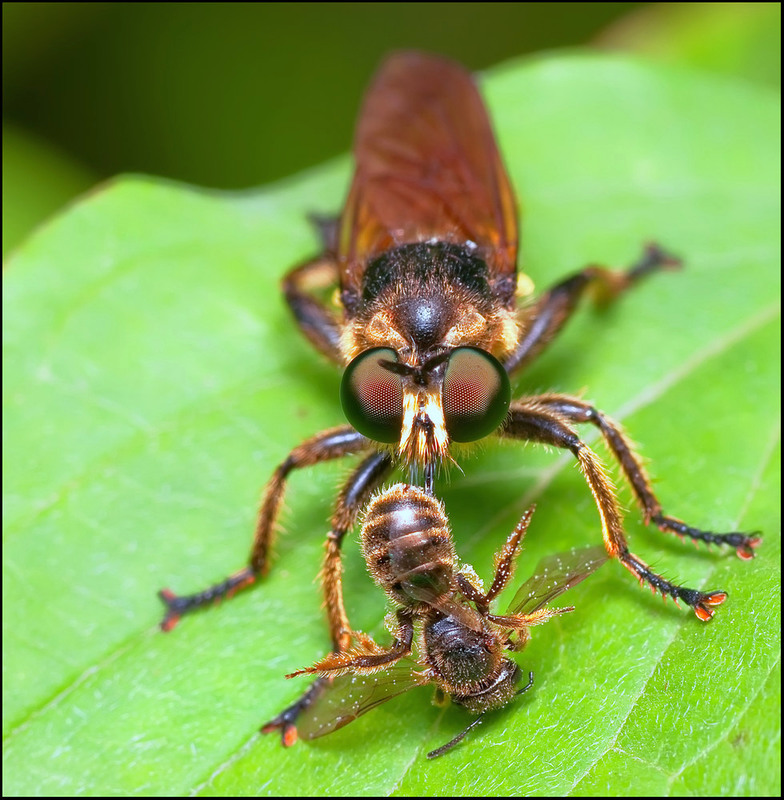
left=158, top=51, right=759, bottom=737
left=263, top=485, right=607, bottom=757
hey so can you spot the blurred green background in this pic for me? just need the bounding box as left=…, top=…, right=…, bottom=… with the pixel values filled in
left=2, top=2, right=780, bottom=258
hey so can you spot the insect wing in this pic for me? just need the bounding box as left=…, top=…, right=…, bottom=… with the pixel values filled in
left=339, top=51, right=519, bottom=307
left=405, top=585, right=486, bottom=634
left=506, top=545, right=608, bottom=616
left=395, top=568, right=486, bottom=634
left=296, top=660, right=428, bottom=741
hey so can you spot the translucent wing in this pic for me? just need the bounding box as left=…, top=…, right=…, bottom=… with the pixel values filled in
left=339, top=51, right=519, bottom=309
left=296, top=659, right=428, bottom=741
left=404, top=583, right=486, bottom=633
left=506, top=546, right=608, bottom=617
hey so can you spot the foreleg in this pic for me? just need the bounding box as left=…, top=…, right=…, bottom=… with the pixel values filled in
left=322, top=451, right=395, bottom=650
left=261, top=450, right=394, bottom=746
left=531, top=394, right=761, bottom=558
left=499, top=401, right=728, bottom=621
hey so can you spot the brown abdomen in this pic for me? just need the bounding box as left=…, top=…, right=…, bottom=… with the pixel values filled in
left=361, top=484, right=456, bottom=607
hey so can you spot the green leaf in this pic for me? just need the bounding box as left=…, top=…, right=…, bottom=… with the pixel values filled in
left=2, top=123, right=95, bottom=258
left=598, top=2, right=781, bottom=88
left=3, top=55, right=779, bottom=796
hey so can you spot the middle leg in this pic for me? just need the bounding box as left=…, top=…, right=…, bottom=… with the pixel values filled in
left=322, top=451, right=395, bottom=651
left=287, top=610, right=415, bottom=678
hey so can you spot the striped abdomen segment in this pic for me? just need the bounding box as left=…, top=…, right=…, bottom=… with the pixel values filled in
left=361, top=484, right=456, bottom=607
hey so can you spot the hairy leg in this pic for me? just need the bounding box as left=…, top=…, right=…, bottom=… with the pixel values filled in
left=500, top=400, right=730, bottom=621
left=504, top=244, right=680, bottom=375
left=531, top=394, right=761, bottom=558
left=282, top=255, right=344, bottom=362
left=159, top=426, right=369, bottom=630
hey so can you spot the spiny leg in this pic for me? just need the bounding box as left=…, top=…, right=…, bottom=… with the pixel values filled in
left=262, top=450, right=394, bottom=746
left=532, top=394, right=761, bottom=558
left=322, top=451, right=395, bottom=651
left=455, top=574, right=573, bottom=630
left=454, top=508, right=574, bottom=629
left=484, top=505, right=536, bottom=606
left=504, top=243, right=680, bottom=375
left=485, top=606, right=575, bottom=630
left=262, top=630, right=410, bottom=749
left=282, top=255, right=344, bottom=363
left=454, top=506, right=536, bottom=614
left=287, top=610, right=414, bottom=678
left=499, top=401, right=728, bottom=621
left=158, top=426, right=369, bottom=630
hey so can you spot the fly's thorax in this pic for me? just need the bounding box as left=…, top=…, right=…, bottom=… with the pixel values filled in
left=423, top=611, right=511, bottom=702
left=339, top=241, right=520, bottom=363
left=360, top=484, right=456, bottom=607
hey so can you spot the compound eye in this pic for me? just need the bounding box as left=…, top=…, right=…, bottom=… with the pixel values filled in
left=443, top=347, right=511, bottom=442
left=341, top=348, right=404, bottom=443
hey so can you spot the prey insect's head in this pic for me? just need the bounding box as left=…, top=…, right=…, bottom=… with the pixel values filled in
left=340, top=345, right=511, bottom=465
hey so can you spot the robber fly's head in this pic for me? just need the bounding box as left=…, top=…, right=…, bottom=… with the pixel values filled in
left=339, top=242, right=518, bottom=465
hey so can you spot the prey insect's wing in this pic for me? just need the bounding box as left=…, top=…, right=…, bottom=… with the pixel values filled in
left=403, top=578, right=487, bottom=634
left=408, top=590, right=487, bottom=634
left=506, top=546, right=608, bottom=616
left=339, top=51, right=519, bottom=308
left=295, top=658, right=429, bottom=740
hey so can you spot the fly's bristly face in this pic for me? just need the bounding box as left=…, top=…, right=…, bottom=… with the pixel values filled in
left=338, top=241, right=517, bottom=466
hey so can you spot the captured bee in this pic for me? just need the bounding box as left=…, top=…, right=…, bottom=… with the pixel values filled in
left=158, top=52, right=760, bottom=737
left=263, top=485, right=607, bottom=758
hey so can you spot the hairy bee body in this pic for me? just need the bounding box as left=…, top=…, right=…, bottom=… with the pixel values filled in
left=360, top=484, right=455, bottom=609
